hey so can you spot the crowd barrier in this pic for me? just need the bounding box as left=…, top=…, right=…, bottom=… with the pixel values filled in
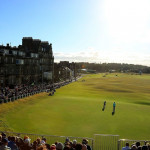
left=3, top=131, right=94, bottom=149
left=0, top=131, right=120, bottom=150
left=94, top=134, right=119, bottom=150
left=0, top=81, right=73, bottom=104
left=1, top=131, right=150, bottom=150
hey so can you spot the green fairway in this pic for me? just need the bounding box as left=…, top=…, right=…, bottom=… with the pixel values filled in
left=1, top=73, right=150, bottom=140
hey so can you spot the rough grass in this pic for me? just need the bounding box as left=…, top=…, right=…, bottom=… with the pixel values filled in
left=0, top=73, right=150, bottom=140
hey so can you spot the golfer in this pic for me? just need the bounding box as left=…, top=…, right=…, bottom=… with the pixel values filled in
left=113, top=102, right=116, bottom=112
left=102, top=101, right=106, bottom=111
left=104, top=101, right=106, bottom=106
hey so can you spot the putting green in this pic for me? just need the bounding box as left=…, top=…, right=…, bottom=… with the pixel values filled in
left=1, top=73, right=150, bottom=140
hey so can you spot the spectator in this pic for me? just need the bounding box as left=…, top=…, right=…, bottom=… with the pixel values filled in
left=64, top=138, right=70, bottom=146
left=56, top=142, right=64, bottom=150
left=8, top=136, right=18, bottom=150
left=0, top=138, right=11, bottom=150
left=136, top=142, right=141, bottom=148
left=82, top=144, right=87, bottom=150
left=122, top=142, right=130, bottom=150
left=23, top=136, right=32, bottom=150
left=1, top=133, right=6, bottom=139
left=15, top=137, right=24, bottom=150
left=0, top=133, right=93, bottom=150
left=24, top=136, right=30, bottom=145
left=72, top=140, right=77, bottom=149
left=41, top=138, right=46, bottom=145
left=36, top=145, right=47, bottom=150
left=63, top=145, right=71, bottom=150
left=0, top=135, right=2, bottom=146
left=146, top=143, right=150, bottom=150
left=7, top=137, right=11, bottom=142
left=82, top=139, right=91, bottom=150
left=32, top=141, right=37, bottom=149
left=137, top=146, right=142, bottom=150
left=50, top=144, right=56, bottom=150
left=45, top=144, right=50, bottom=150
left=75, top=143, right=82, bottom=150
left=131, top=145, right=137, bottom=150
left=55, top=142, right=58, bottom=146
left=142, top=145, right=148, bottom=150
left=36, top=138, right=42, bottom=146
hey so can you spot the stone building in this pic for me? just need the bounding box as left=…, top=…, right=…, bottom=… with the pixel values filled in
left=0, top=37, right=54, bottom=87
left=54, top=61, right=77, bottom=82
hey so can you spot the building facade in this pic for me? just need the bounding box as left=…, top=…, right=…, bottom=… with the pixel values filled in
left=54, top=61, right=77, bottom=82
left=0, top=37, right=54, bottom=87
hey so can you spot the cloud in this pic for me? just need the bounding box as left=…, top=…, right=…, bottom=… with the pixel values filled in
left=54, top=48, right=150, bottom=66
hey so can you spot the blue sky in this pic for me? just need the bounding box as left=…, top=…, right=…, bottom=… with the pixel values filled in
left=0, top=0, right=150, bottom=66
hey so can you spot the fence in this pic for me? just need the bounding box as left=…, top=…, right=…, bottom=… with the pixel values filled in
left=3, top=131, right=94, bottom=149
left=1, top=131, right=150, bottom=150
left=0, top=81, right=72, bottom=104
left=94, top=134, right=119, bottom=150
left=118, top=139, right=150, bottom=150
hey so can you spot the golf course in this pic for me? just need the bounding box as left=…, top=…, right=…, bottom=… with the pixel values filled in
left=0, top=73, right=150, bottom=140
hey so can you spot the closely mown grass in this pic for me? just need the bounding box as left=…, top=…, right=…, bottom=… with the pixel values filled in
left=0, top=73, right=150, bottom=140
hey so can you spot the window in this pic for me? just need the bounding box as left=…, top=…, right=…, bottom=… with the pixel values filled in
left=19, top=51, right=23, bottom=56
left=35, top=53, right=39, bottom=58
left=16, top=59, right=24, bottom=64
left=31, top=53, right=34, bottom=57
left=5, top=50, right=9, bottom=55
left=12, top=51, right=17, bottom=55
left=16, top=59, right=19, bottom=64
left=20, top=59, right=24, bottom=64
left=22, top=52, right=25, bottom=56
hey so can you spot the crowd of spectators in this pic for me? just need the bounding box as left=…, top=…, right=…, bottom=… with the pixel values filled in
left=0, top=81, right=72, bottom=103
left=0, top=132, right=92, bottom=150
left=122, top=142, right=150, bottom=150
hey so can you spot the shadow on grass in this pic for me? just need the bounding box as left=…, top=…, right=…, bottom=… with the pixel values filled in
left=134, top=101, right=150, bottom=106
left=94, top=86, right=134, bottom=93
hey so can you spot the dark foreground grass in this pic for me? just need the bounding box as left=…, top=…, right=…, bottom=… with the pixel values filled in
left=0, top=73, right=150, bottom=140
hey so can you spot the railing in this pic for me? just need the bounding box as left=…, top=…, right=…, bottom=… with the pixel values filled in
left=118, top=139, right=150, bottom=150
left=94, top=134, right=119, bottom=150
left=3, top=131, right=94, bottom=149
left=0, top=81, right=72, bottom=104
left=1, top=131, right=150, bottom=149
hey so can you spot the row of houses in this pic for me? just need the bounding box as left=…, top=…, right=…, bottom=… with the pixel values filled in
left=54, top=61, right=77, bottom=83
left=0, top=37, right=77, bottom=87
